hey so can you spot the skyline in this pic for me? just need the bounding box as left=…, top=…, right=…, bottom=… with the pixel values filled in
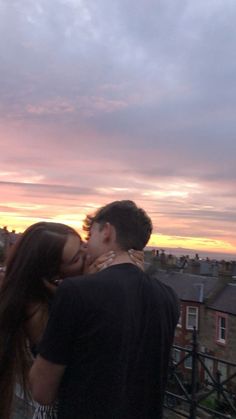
left=0, top=0, right=236, bottom=256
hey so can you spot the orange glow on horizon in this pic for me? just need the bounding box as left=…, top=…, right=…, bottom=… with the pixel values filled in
left=148, top=233, right=236, bottom=256
left=1, top=214, right=236, bottom=257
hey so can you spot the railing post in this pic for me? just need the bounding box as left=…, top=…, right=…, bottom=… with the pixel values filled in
left=190, top=327, right=198, bottom=419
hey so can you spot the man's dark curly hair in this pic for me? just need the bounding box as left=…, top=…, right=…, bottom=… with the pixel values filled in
left=83, top=200, right=152, bottom=251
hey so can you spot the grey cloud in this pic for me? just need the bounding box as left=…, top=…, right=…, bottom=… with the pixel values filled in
left=1, top=0, right=236, bottom=160
left=163, top=209, right=236, bottom=224
left=0, top=0, right=236, bottom=246
left=0, top=181, right=95, bottom=196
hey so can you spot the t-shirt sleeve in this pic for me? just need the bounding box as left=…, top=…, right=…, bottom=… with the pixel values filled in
left=38, top=280, right=80, bottom=365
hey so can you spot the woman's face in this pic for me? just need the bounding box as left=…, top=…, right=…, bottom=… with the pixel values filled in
left=60, top=234, right=86, bottom=278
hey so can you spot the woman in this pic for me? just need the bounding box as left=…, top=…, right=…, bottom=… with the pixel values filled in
left=0, top=222, right=142, bottom=419
left=0, top=222, right=115, bottom=419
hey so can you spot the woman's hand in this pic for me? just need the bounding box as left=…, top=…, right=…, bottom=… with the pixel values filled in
left=128, top=249, right=144, bottom=270
left=83, top=251, right=116, bottom=274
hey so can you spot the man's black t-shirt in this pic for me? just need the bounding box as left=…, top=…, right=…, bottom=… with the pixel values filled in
left=39, top=264, right=179, bottom=419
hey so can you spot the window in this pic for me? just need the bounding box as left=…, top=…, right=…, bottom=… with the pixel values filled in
left=217, top=362, right=227, bottom=382
left=186, top=306, right=198, bottom=330
left=216, top=314, right=227, bottom=344
left=204, top=358, right=214, bottom=384
left=184, top=345, right=192, bottom=369
left=172, top=348, right=181, bottom=365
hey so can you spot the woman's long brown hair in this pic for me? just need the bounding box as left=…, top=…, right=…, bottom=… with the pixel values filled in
left=0, top=222, right=80, bottom=419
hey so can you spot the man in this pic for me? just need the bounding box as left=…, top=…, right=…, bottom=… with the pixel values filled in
left=30, top=200, right=179, bottom=418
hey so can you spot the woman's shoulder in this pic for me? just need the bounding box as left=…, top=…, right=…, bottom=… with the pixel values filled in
left=24, top=303, right=49, bottom=346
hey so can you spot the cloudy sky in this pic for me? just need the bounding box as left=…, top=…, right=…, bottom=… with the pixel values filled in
left=0, top=0, right=236, bottom=256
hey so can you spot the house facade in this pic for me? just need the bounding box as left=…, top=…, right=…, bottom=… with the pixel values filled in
left=152, top=270, right=236, bottom=391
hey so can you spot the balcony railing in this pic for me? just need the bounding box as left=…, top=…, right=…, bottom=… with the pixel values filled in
left=165, top=328, right=236, bottom=418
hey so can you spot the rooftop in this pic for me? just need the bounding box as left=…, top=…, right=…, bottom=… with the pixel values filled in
left=207, top=283, right=236, bottom=315
left=153, top=271, right=220, bottom=303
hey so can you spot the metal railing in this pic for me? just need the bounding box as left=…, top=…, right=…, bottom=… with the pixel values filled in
left=164, top=329, right=236, bottom=418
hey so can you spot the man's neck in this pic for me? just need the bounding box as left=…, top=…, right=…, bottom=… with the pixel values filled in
left=109, top=250, right=136, bottom=267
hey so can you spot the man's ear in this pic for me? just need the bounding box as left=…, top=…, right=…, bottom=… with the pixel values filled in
left=102, top=222, right=115, bottom=243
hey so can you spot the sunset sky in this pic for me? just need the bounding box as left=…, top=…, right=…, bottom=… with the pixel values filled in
left=0, top=0, right=236, bottom=256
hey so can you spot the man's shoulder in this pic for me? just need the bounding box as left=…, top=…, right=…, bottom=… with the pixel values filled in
left=146, top=274, right=180, bottom=317
left=59, top=264, right=144, bottom=296
left=148, top=274, right=177, bottom=296
left=59, top=270, right=108, bottom=292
